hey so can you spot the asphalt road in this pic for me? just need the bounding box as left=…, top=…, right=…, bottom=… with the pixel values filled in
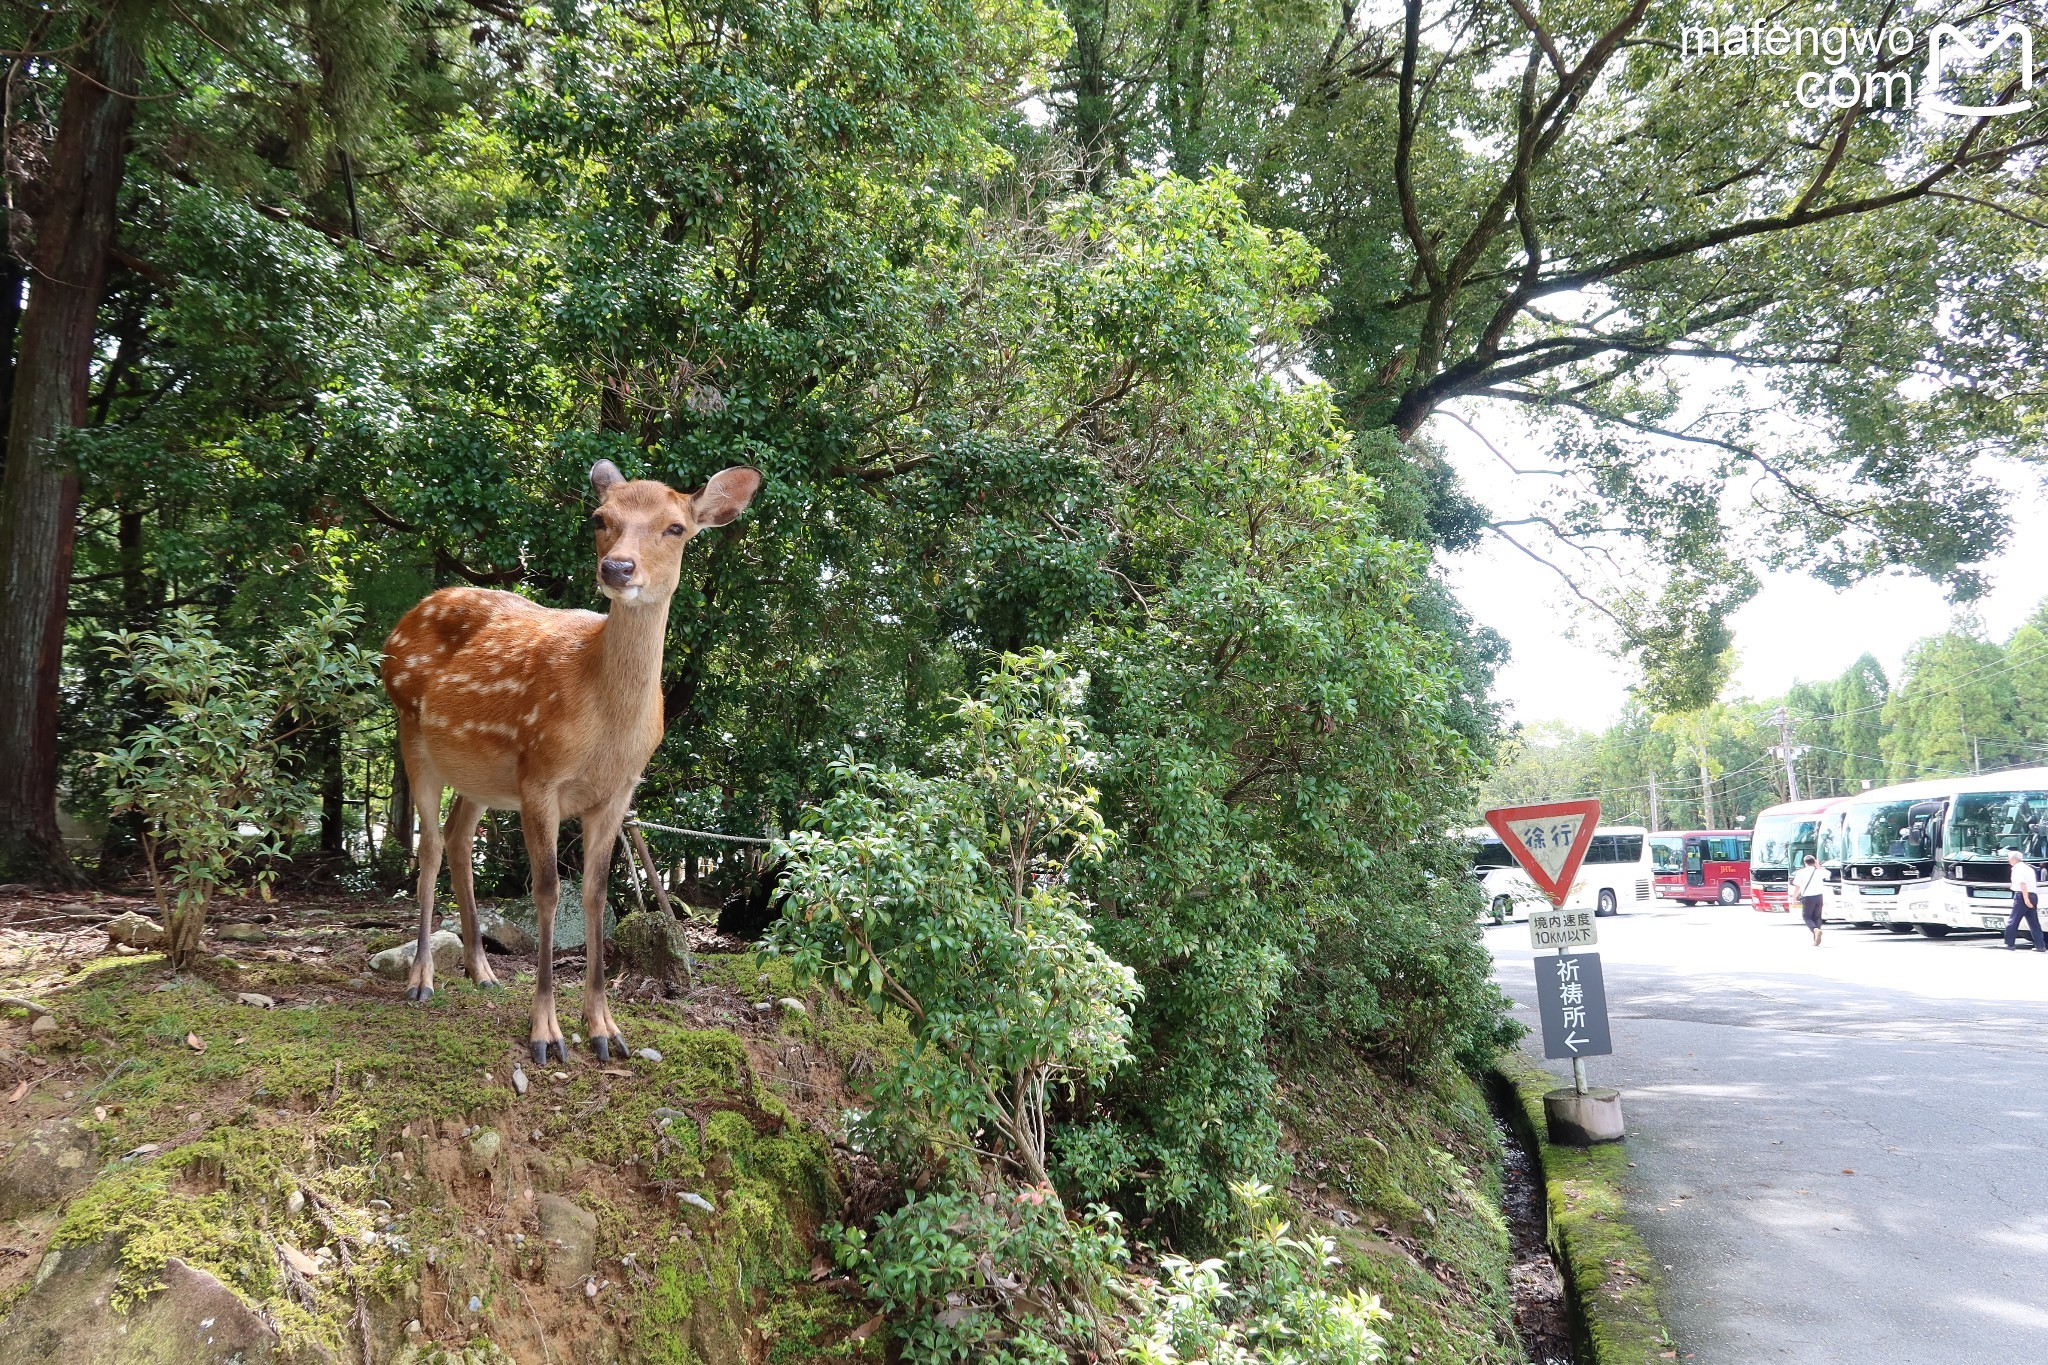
left=1489, top=899, right=2048, bottom=1365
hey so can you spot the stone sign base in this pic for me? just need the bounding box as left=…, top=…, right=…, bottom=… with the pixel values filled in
left=1544, top=1086, right=1625, bottom=1145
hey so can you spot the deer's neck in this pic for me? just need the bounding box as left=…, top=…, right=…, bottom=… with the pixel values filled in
left=591, top=596, right=669, bottom=728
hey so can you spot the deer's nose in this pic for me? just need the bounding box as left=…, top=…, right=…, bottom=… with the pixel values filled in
left=600, top=557, right=637, bottom=588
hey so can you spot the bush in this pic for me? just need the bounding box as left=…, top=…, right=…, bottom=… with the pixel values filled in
left=92, top=599, right=380, bottom=965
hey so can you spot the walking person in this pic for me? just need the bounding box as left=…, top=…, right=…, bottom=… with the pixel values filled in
left=2005, top=849, right=2045, bottom=952
left=1792, top=854, right=1827, bottom=946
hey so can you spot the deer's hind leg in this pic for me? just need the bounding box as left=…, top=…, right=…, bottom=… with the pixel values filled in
left=401, top=723, right=447, bottom=1004
left=443, top=795, right=498, bottom=987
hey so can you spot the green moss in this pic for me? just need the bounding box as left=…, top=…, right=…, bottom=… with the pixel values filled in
left=1493, top=1052, right=1672, bottom=1365
left=1277, top=1056, right=1521, bottom=1365
left=757, top=1282, right=888, bottom=1362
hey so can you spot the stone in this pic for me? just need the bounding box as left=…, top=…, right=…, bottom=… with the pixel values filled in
left=478, top=912, right=534, bottom=956
left=775, top=997, right=807, bottom=1018
left=0, top=1244, right=278, bottom=1364
left=613, top=912, right=692, bottom=979
left=467, top=1129, right=502, bottom=1166
left=27, top=1014, right=56, bottom=1038
left=286, top=1189, right=306, bottom=1218
left=0, top=1118, right=97, bottom=1218
left=235, top=993, right=276, bottom=1009
left=1543, top=1086, right=1626, bottom=1145
left=368, top=931, right=463, bottom=982
left=535, top=1194, right=598, bottom=1288
left=511, top=1067, right=529, bottom=1096
left=636, top=1047, right=663, bottom=1064
left=101, top=911, right=164, bottom=949
left=215, top=922, right=268, bottom=944
left=493, top=880, right=612, bottom=952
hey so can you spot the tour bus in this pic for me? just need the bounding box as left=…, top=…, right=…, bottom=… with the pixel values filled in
left=1912, top=767, right=2048, bottom=936
left=1468, top=825, right=1656, bottom=922
left=1651, top=830, right=1753, bottom=905
left=1833, top=776, right=1955, bottom=934
left=1817, top=802, right=1862, bottom=924
left=1749, top=797, right=1846, bottom=913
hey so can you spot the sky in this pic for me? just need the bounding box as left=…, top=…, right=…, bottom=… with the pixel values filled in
left=1432, top=407, right=2048, bottom=732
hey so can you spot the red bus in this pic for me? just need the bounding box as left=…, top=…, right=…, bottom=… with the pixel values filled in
left=1747, top=797, right=1845, bottom=914
left=1650, top=830, right=1752, bottom=906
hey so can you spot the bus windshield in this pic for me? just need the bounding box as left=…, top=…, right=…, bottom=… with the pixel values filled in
left=1649, top=835, right=1683, bottom=872
left=1844, top=799, right=1926, bottom=860
left=1945, top=791, right=2048, bottom=861
left=1751, top=814, right=1817, bottom=872
left=1469, top=837, right=1516, bottom=871
left=1818, top=815, right=1846, bottom=865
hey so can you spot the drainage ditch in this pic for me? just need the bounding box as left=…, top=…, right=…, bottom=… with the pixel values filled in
left=1495, top=1109, right=1578, bottom=1365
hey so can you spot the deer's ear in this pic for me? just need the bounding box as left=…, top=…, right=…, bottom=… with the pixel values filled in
left=590, top=460, right=627, bottom=495
left=691, top=467, right=762, bottom=528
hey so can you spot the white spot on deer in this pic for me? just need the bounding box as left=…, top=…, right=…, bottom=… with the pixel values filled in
left=523, top=707, right=541, bottom=727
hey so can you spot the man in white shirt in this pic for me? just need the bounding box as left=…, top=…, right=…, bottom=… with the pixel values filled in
left=1792, top=855, right=1827, bottom=946
left=2006, top=850, right=2043, bottom=952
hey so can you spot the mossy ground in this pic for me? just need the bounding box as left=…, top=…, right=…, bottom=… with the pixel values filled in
left=1494, top=1050, right=1673, bottom=1364
left=1278, top=1053, right=1524, bottom=1365
left=0, top=893, right=905, bottom=1363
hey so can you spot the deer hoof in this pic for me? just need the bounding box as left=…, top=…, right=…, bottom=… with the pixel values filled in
left=405, top=985, right=434, bottom=1004
left=531, top=1039, right=564, bottom=1065
left=592, top=1034, right=628, bottom=1062
left=472, top=977, right=504, bottom=991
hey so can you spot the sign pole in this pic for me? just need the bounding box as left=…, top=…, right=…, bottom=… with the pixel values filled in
left=1554, top=903, right=1587, bottom=1095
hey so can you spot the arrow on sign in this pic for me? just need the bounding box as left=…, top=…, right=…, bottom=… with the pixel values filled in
left=1563, top=1031, right=1588, bottom=1053
left=1484, top=798, right=1602, bottom=908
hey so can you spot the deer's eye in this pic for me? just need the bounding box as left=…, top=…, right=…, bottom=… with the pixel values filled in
left=664, top=522, right=686, bottom=537
left=590, top=513, right=606, bottom=530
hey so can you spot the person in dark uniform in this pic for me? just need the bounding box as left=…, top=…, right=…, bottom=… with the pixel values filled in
left=1792, top=854, right=1827, bottom=946
left=2006, top=849, right=2044, bottom=952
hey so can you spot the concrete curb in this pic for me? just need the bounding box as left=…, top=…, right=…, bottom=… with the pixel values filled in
left=1490, top=1052, right=1675, bottom=1363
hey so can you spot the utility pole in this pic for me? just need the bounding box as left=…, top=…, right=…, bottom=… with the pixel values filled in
left=1700, top=760, right=1716, bottom=828
left=1973, top=736, right=1982, bottom=775
left=1648, top=771, right=1660, bottom=832
left=1772, top=707, right=1802, bottom=802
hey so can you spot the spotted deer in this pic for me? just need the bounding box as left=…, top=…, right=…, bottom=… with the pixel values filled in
left=380, top=461, right=762, bottom=1063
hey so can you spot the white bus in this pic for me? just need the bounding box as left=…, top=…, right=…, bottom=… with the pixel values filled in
left=1834, top=776, right=1955, bottom=935
left=1913, top=768, right=2048, bottom=935
left=1469, top=825, right=1655, bottom=923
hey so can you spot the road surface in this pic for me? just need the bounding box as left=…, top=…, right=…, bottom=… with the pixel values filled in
left=1490, top=899, right=2048, bottom=1364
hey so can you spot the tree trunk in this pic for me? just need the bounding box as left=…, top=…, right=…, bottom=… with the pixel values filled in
left=319, top=723, right=347, bottom=860
left=0, top=30, right=139, bottom=882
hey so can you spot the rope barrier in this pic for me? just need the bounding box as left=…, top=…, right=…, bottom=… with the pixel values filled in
left=624, top=815, right=774, bottom=846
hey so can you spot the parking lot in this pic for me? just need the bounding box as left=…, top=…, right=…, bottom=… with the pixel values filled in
left=1490, top=900, right=2048, bottom=1363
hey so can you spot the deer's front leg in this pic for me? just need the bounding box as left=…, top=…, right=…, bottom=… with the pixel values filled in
left=580, top=804, right=629, bottom=1062
left=521, top=794, right=567, bottom=1065
left=444, top=796, right=499, bottom=988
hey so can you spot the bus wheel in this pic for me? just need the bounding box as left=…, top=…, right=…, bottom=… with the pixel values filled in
left=1886, top=922, right=1915, bottom=934
left=1918, top=923, right=1952, bottom=939
left=1597, top=889, right=1618, bottom=917
left=1491, top=896, right=1512, bottom=925
left=1718, top=881, right=1741, bottom=905
left=1678, top=899, right=1697, bottom=906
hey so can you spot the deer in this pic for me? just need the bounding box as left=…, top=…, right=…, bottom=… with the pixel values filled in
left=380, top=460, right=762, bottom=1063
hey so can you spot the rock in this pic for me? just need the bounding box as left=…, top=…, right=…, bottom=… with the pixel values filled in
left=478, top=912, right=534, bottom=956
left=102, top=911, right=164, bottom=949
left=0, top=1118, right=97, bottom=1218
left=613, top=912, right=692, bottom=979
left=0, top=1243, right=278, bottom=1364
left=775, top=997, right=807, bottom=1017
left=535, top=1194, right=597, bottom=1288
left=286, top=1189, right=305, bottom=1218
left=215, top=922, right=267, bottom=944
left=368, top=931, right=463, bottom=982
left=467, top=1129, right=502, bottom=1165
left=235, top=993, right=276, bottom=1009
left=211, top=956, right=245, bottom=973
left=28, top=1014, right=56, bottom=1039
left=494, top=880, right=611, bottom=952
left=511, top=1067, right=529, bottom=1096
left=635, top=1047, right=663, bottom=1064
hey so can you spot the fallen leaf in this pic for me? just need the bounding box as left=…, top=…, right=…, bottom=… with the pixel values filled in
left=1842, top=1169, right=1855, bottom=1175
left=283, top=1245, right=321, bottom=1276
left=848, top=1314, right=883, bottom=1342
left=601, top=1068, right=632, bottom=1078
left=125, top=1143, right=161, bottom=1159
left=185, top=1033, right=206, bottom=1053
left=5, top=1081, right=26, bottom=1103
left=809, top=1253, right=832, bottom=1282
left=92, top=1105, right=105, bottom=1122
